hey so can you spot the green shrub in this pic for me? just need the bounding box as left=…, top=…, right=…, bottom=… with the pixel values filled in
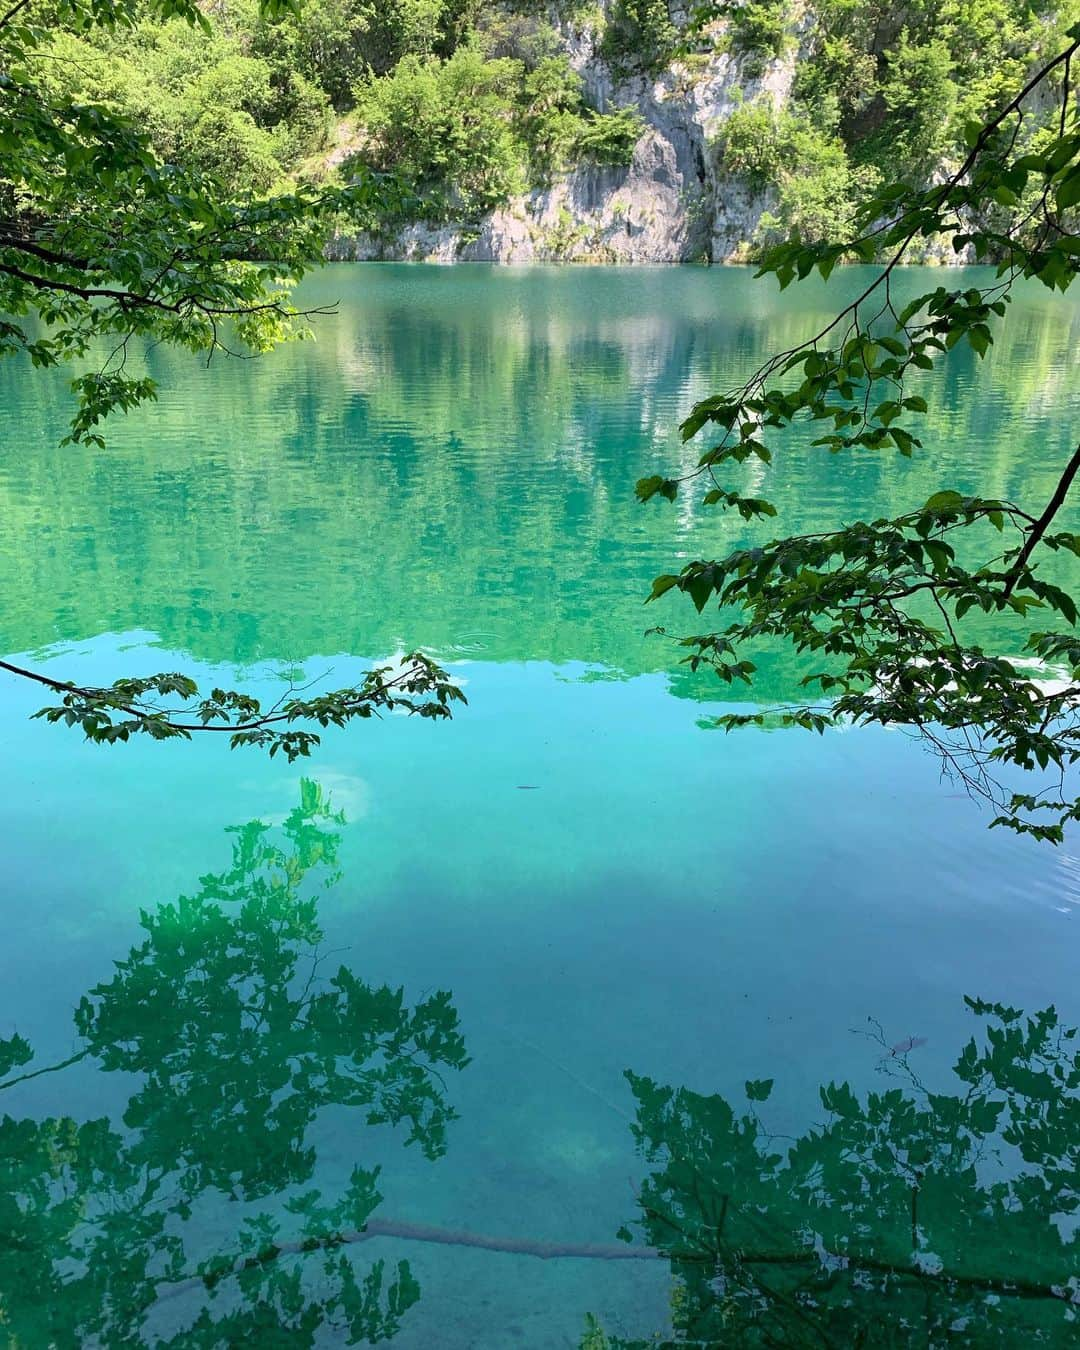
left=717, top=102, right=784, bottom=186
left=250, top=0, right=453, bottom=108
left=720, top=0, right=790, bottom=63
left=879, top=34, right=957, bottom=170
left=601, top=0, right=678, bottom=75
left=521, top=59, right=644, bottom=175
left=354, top=45, right=526, bottom=215
left=802, top=0, right=1062, bottom=180
left=718, top=103, right=880, bottom=245
left=572, top=106, right=645, bottom=165
left=791, top=33, right=877, bottom=131
left=518, top=55, right=591, bottom=175
left=355, top=45, right=643, bottom=212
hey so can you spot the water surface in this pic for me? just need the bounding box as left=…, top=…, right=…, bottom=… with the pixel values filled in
left=0, top=265, right=1078, bottom=1345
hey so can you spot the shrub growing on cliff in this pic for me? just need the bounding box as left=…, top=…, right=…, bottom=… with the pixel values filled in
left=878, top=34, right=957, bottom=171
left=717, top=103, right=879, bottom=244
left=698, top=0, right=1074, bottom=233
left=707, top=0, right=790, bottom=68
left=571, top=105, right=644, bottom=165
left=803, top=0, right=1070, bottom=176
left=354, top=44, right=642, bottom=214
left=519, top=58, right=643, bottom=176
left=248, top=0, right=457, bottom=109
left=354, top=45, right=527, bottom=214
left=601, top=0, right=679, bottom=75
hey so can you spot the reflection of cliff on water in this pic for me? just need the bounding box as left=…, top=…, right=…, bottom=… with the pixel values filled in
left=0, top=268, right=1076, bottom=697
left=0, top=780, right=468, bottom=1345
left=594, top=997, right=1080, bottom=1347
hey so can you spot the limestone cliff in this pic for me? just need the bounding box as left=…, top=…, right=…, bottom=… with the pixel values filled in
left=326, top=8, right=797, bottom=264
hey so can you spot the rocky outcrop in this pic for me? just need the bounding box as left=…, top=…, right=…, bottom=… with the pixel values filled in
left=328, top=128, right=709, bottom=263
left=326, top=7, right=798, bottom=264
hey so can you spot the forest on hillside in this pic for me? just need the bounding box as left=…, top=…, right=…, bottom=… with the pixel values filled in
left=40, top=1, right=1080, bottom=244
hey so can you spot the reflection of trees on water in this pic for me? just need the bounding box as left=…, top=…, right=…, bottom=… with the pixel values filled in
left=2, top=272, right=1076, bottom=684
left=3, top=784, right=1078, bottom=1345
left=0, top=780, right=468, bottom=1345
left=592, top=998, right=1079, bottom=1347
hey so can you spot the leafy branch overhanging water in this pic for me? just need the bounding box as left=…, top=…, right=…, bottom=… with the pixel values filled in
left=642, top=25, right=1080, bottom=840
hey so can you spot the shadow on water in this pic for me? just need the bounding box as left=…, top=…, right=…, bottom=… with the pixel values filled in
left=0, top=782, right=1077, bottom=1345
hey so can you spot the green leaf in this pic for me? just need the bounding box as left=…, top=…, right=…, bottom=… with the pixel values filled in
left=924, top=540, right=952, bottom=576
left=649, top=574, right=680, bottom=601
left=1056, top=165, right=1080, bottom=211
left=687, top=573, right=714, bottom=613
left=923, top=490, right=965, bottom=511
left=821, top=1081, right=860, bottom=1119
left=968, top=327, right=991, bottom=357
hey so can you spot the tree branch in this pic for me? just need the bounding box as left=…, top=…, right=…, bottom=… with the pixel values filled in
left=0, top=657, right=450, bottom=736
left=0, top=257, right=335, bottom=322
left=0, top=0, right=34, bottom=32
left=150, top=1215, right=1080, bottom=1308
left=1004, top=441, right=1080, bottom=596
left=0, top=1046, right=90, bottom=1091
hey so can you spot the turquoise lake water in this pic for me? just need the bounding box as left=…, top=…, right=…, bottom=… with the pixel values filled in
left=1, top=265, right=1078, bottom=1344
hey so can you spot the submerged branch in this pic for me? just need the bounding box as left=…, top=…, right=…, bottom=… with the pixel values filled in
left=152, top=1217, right=1080, bottom=1307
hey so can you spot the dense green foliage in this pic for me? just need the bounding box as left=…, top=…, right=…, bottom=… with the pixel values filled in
left=701, top=0, right=1080, bottom=246
left=355, top=40, right=642, bottom=218
left=642, top=27, right=1080, bottom=840
left=36, top=1, right=335, bottom=193
left=600, top=0, right=678, bottom=74
left=718, top=101, right=879, bottom=247
left=35, top=1, right=644, bottom=223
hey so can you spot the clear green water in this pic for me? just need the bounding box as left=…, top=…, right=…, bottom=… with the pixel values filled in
left=0, top=265, right=1078, bottom=1345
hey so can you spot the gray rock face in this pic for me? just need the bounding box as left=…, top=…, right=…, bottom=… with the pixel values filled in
left=325, top=6, right=884, bottom=265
